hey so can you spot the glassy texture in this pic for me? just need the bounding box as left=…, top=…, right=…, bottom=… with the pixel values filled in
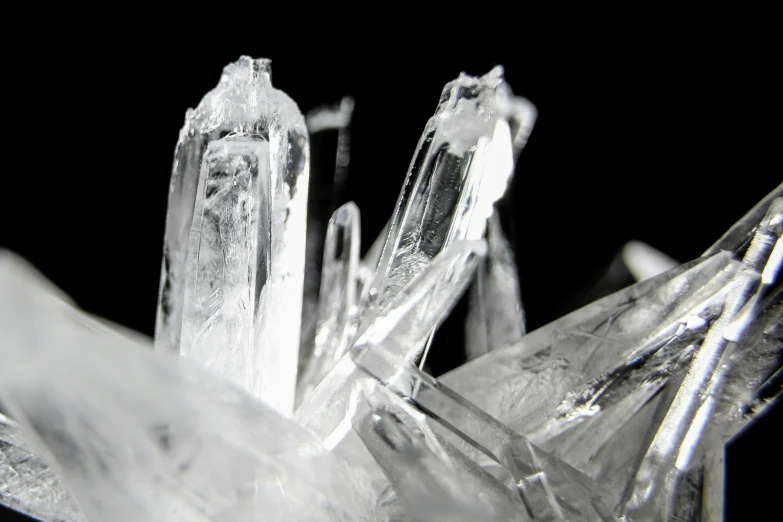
left=0, top=257, right=372, bottom=522
left=297, top=202, right=361, bottom=405
left=465, top=212, right=526, bottom=359
left=1, top=52, right=780, bottom=521
left=155, top=56, right=309, bottom=416
left=356, top=68, right=536, bottom=364
left=300, top=97, right=355, bottom=377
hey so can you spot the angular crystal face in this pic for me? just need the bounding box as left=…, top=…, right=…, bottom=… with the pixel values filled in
left=1, top=54, right=780, bottom=522
left=155, top=56, right=309, bottom=416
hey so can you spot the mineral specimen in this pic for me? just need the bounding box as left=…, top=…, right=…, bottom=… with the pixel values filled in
left=155, top=57, right=309, bottom=416
left=0, top=55, right=780, bottom=521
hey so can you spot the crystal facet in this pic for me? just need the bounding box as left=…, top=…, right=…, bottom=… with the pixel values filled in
left=1, top=55, right=780, bottom=521
left=155, top=56, right=309, bottom=415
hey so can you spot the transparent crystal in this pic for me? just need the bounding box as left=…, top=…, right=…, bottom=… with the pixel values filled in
left=0, top=257, right=373, bottom=522
left=297, top=202, right=361, bottom=405
left=300, top=97, right=355, bottom=380
left=1, top=410, right=83, bottom=522
left=465, top=212, right=526, bottom=359
left=1, top=54, right=780, bottom=521
left=155, top=56, right=309, bottom=416
left=356, top=67, right=536, bottom=370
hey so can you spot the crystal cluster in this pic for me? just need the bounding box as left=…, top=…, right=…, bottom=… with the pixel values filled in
left=0, top=56, right=780, bottom=521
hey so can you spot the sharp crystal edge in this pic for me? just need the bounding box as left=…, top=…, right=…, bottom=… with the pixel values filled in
left=155, top=56, right=309, bottom=416
left=356, top=67, right=536, bottom=370
left=297, top=202, right=361, bottom=406
left=1, top=55, right=781, bottom=522
left=1, top=412, right=83, bottom=522
left=439, top=196, right=783, bottom=520
left=465, top=211, right=526, bottom=360
left=300, top=97, right=355, bottom=381
left=0, top=255, right=374, bottom=522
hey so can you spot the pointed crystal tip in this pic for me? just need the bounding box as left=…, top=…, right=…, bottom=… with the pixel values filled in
left=220, top=56, right=272, bottom=85
left=180, top=55, right=305, bottom=138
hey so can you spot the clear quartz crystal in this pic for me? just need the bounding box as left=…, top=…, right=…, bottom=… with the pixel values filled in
left=297, top=202, right=361, bottom=405
left=465, top=212, right=526, bottom=359
left=439, top=191, right=782, bottom=519
left=155, top=56, right=309, bottom=416
left=356, top=67, right=536, bottom=368
left=300, top=97, right=355, bottom=379
left=0, top=258, right=372, bottom=522
left=2, top=51, right=781, bottom=521
left=622, top=197, right=782, bottom=520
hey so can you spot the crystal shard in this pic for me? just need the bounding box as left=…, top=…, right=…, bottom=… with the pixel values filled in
left=155, top=56, right=309, bottom=415
left=300, top=97, right=355, bottom=379
left=352, top=381, right=528, bottom=522
left=357, top=67, right=536, bottom=353
left=0, top=261, right=372, bottom=522
left=296, top=240, right=487, bottom=440
left=1, top=412, right=83, bottom=522
left=622, top=197, right=783, bottom=520
left=465, top=212, right=526, bottom=359
left=353, top=344, right=615, bottom=521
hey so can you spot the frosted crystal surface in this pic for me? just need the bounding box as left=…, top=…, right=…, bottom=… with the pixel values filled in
left=0, top=412, right=83, bottom=522
left=465, top=212, right=526, bottom=359
left=2, top=54, right=780, bottom=521
left=0, top=259, right=373, bottom=522
left=155, top=56, right=309, bottom=416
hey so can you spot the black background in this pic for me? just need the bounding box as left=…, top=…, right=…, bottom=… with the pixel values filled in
left=1, top=18, right=779, bottom=521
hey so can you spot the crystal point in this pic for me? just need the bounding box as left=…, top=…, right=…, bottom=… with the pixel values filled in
left=155, top=56, right=309, bottom=415
left=3, top=56, right=779, bottom=521
left=357, top=67, right=536, bottom=343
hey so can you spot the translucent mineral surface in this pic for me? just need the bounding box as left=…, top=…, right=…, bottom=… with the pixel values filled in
left=0, top=55, right=780, bottom=521
left=156, top=56, right=309, bottom=416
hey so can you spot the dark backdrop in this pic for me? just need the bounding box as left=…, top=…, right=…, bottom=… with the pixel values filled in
left=1, top=20, right=779, bottom=521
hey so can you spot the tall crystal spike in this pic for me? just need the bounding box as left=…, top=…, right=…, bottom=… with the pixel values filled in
left=465, top=212, right=526, bottom=359
left=300, top=97, right=355, bottom=377
left=357, top=68, right=536, bottom=352
left=0, top=263, right=373, bottom=522
left=295, top=240, right=486, bottom=441
left=155, top=57, right=309, bottom=415
left=354, top=344, right=616, bottom=521
left=297, top=202, right=361, bottom=405
left=1, top=411, right=83, bottom=522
